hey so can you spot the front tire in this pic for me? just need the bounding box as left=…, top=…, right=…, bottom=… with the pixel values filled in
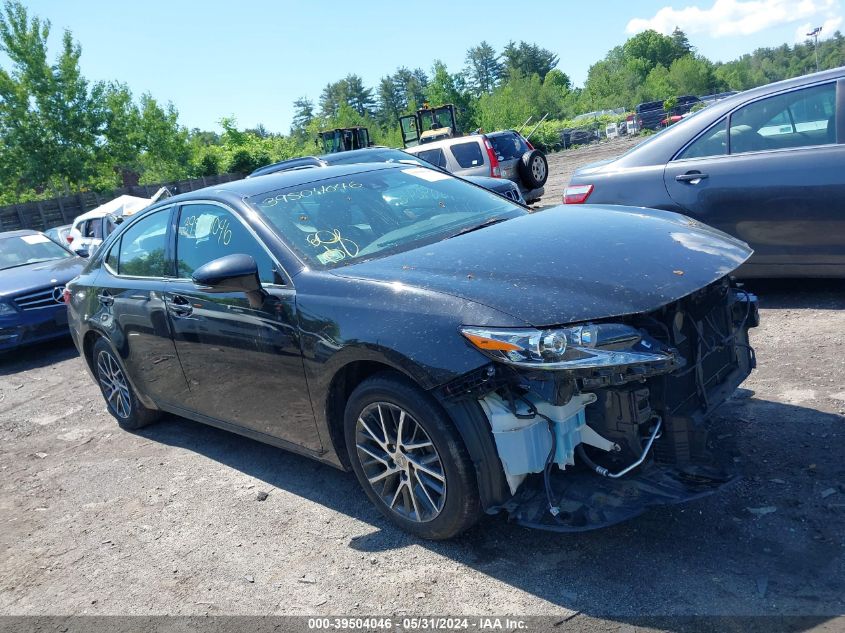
left=344, top=373, right=481, bottom=539
left=93, top=337, right=159, bottom=430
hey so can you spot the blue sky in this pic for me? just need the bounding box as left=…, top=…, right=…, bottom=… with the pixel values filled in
left=18, top=0, right=845, bottom=133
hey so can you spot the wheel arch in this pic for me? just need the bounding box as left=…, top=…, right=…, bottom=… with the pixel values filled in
left=322, top=358, right=511, bottom=511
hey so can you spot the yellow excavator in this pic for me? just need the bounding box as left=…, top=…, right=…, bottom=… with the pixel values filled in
left=316, top=127, right=372, bottom=153
left=399, top=103, right=459, bottom=148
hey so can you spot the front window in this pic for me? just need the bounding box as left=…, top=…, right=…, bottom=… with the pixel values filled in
left=175, top=204, right=279, bottom=284
left=0, top=233, right=73, bottom=270
left=248, top=166, right=523, bottom=269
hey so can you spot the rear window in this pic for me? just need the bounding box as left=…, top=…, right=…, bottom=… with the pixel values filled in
left=487, top=133, right=528, bottom=161
left=449, top=142, right=484, bottom=168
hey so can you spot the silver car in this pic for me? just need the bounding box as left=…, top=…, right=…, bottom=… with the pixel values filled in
left=405, top=130, right=547, bottom=204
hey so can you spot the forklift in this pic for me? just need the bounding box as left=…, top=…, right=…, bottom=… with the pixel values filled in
left=399, top=103, right=459, bottom=148
left=316, top=127, right=372, bottom=153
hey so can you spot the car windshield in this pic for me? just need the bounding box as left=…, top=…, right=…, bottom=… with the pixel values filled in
left=248, top=166, right=523, bottom=269
left=0, top=233, right=73, bottom=270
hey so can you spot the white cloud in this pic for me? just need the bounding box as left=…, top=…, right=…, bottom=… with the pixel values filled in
left=627, top=0, right=843, bottom=38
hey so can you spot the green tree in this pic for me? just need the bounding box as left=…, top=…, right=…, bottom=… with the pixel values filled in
left=668, top=55, right=714, bottom=96
left=623, top=29, right=690, bottom=69
left=290, top=96, right=314, bottom=137
left=0, top=0, right=104, bottom=197
left=464, top=41, right=503, bottom=96
left=640, top=64, right=672, bottom=101
left=318, top=74, right=375, bottom=118
left=376, top=74, right=404, bottom=125
left=502, top=41, right=559, bottom=81
left=426, top=60, right=475, bottom=131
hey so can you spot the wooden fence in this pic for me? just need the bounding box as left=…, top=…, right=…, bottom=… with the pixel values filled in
left=0, top=172, right=244, bottom=233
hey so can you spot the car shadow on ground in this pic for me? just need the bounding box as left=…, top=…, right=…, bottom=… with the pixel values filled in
left=744, top=277, right=845, bottom=309
left=140, top=390, right=845, bottom=626
left=0, top=336, right=77, bottom=376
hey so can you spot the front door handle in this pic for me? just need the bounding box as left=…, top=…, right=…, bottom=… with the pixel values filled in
left=675, top=171, right=709, bottom=184
left=167, top=294, right=194, bottom=317
left=97, top=291, right=114, bottom=307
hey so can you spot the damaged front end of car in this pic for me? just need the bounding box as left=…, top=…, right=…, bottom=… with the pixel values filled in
left=440, top=276, right=759, bottom=531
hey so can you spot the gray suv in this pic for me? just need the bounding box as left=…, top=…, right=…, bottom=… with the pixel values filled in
left=405, top=130, right=547, bottom=203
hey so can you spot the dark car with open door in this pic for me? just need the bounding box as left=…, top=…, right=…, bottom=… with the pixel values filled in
left=565, top=67, right=845, bottom=277
left=67, top=163, right=758, bottom=539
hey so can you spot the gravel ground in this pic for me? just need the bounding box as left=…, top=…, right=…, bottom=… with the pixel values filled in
left=1, top=139, right=844, bottom=631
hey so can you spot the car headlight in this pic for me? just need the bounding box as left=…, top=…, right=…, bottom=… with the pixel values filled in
left=460, top=323, right=674, bottom=370
left=0, top=301, right=17, bottom=316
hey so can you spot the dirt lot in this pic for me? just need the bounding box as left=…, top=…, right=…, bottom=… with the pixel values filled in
left=1, top=140, right=844, bottom=631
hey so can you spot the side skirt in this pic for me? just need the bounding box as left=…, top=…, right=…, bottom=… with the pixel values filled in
left=156, top=401, right=346, bottom=470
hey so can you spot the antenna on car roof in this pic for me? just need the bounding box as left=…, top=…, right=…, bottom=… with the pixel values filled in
left=524, top=113, right=550, bottom=142
left=515, top=116, right=533, bottom=135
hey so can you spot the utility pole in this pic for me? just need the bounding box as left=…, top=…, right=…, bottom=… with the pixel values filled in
left=807, top=26, right=822, bottom=72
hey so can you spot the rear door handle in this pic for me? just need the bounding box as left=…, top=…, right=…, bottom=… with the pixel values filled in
left=675, top=171, right=709, bottom=184
left=167, top=294, right=193, bottom=317
left=97, top=291, right=114, bottom=307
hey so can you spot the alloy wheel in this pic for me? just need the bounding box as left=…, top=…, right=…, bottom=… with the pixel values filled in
left=96, top=350, right=132, bottom=419
left=355, top=402, right=446, bottom=522
left=531, top=156, right=546, bottom=182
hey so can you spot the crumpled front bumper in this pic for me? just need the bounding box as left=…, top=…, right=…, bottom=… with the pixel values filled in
left=443, top=280, right=759, bottom=532
left=505, top=460, right=737, bottom=532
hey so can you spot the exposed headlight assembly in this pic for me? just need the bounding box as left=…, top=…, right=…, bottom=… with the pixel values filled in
left=460, top=323, right=674, bottom=370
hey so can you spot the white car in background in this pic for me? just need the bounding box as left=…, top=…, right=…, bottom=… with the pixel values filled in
left=67, top=189, right=169, bottom=256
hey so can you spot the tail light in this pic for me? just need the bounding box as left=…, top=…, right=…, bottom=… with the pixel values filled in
left=525, top=140, right=534, bottom=150
left=66, top=235, right=73, bottom=243
left=563, top=184, right=594, bottom=204
left=62, top=288, right=71, bottom=304
left=483, top=138, right=501, bottom=178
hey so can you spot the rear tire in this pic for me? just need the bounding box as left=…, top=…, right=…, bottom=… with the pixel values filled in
left=518, top=149, right=548, bottom=189
left=93, top=337, right=159, bottom=430
left=344, top=373, right=481, bottom=539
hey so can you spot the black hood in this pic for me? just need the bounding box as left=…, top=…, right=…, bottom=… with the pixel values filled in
left=333, top=205, right=752, bottom=327
left=0, top=256, right=86, bottom=299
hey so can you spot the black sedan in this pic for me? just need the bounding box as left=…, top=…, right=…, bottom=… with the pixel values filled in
left=67, top=163, right=758, bottom=538
left=565, top=67, right=845, bottom=277
left=0, top=230, right=86, bottom=351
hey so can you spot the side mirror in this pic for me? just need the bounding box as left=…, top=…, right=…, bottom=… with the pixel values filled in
left=74, top=248, right=90, bottom=258
left=192, top=254, right=262, bottom=294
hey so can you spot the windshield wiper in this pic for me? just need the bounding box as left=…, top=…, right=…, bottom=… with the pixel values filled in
left=448, top=216, right=510, bottom=239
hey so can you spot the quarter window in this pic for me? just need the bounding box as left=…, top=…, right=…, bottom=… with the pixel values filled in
left=449, top=142, right=484, bottom=168
left=175, top=204, right=278, bottom=284
left=677, top=118, right=728, bottom=160
left=117, top=209, right=171, bottom=277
